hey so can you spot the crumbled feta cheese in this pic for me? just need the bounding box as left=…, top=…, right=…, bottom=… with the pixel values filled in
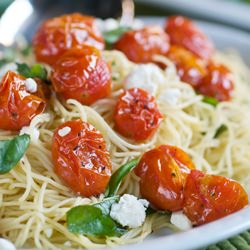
left=170, top=211, right=192, bottom=231
left=95, top=18, right=119, bottom=32
left=58, top=126, right=71, bottom=137
left=0, top=238, right=16, bottom=250
left=20, top=126, right=40, bottom=142
left=124, top=64, right=165, bottom=96
left=24, top=78, right=37, bottom=93
left=158, top=88, right=181, bottom=106
left=0, top=63, right=17, bottom=80
left=44, top=228, right=53, bottom=238
left=110, top=194, right=149, bottom=228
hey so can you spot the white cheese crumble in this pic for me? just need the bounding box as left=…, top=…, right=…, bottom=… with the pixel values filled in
left=0, top=63, right=17, bottom=80
left=110, top=194, right=149, bottom=228
left=170, top=211, right=192, bottom=231
left=124, top=64, right=165, bottom=96
left=58, top=126, right=71, bottom=137
left=20, top=126, right=40, bottom=143
left=0, top=238, right=16, bottom=250
left=158, top=88, right=181, bottom=106
left=24, top=78, right=37, bottom=93
left=44, top=228, right=53, bottom=238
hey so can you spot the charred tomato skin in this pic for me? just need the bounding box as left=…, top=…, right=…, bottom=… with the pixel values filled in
left=52, top=119, right=112, bottom=197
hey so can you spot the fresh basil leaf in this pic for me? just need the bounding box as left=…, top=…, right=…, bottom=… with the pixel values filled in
left=67, top=205, right=126, bottom=237
left=93, top=196, right=119, bottom=215
left=202, top=96, right=219, bottom=107
left=103, top=27, right=130, bottom=48
left=0, top=134, right=30, bottom=174
left=214, top=124, right=227, bottom=138
left=16, top=63, right=47, bottom=81
left=105, top=158, right=140, bottom=197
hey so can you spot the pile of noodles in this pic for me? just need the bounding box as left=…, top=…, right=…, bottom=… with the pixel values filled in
left=0, top=48, right=250, bottom=250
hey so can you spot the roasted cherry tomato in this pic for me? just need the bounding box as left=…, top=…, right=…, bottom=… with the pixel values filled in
left=51, top=46, right=111, bottom=105
left=52, top=119, right=112, bottom=197
left=165, top=16, right=214, bottom=60
left=167, top=46, right=206, bottom=87
left=183, top=170, right=248, bottom=225
left=196, top=63, right=234, bottom=101
left=33, top=13, right=104, bottom=65
left=113, top=88, right=163, bottom=141
left=0, top=71, right=46, bottom=131
left=134, top=145, right=195, bottom=211
left=115, top=26, right=170, bottom=63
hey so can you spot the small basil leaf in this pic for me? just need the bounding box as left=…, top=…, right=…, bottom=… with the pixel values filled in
left=16, top=63, right=47, bottom=81
left=105, top=158, right=140, bottom=197
left=0, top=134, right=30, bottom=174
left=202, top=96, right=219, bottom=107
left=67, top=205, right=126, bottom=237
left=214, top=124, right=227, bottom=138
left=103, top=27, right=130, bottom=48
left=93, top=196, right=119, bottom=215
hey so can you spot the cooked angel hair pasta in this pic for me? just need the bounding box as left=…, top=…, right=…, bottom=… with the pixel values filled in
left=0, top=48, right=250, bottom=250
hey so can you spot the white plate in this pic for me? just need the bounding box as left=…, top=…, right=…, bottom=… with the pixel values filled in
left=108, top=17, right=250, bottom=250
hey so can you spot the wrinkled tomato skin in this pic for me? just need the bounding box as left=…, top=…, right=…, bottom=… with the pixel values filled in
left=167, top=46, right=206, bottom=87
left=196, top=63, right=234, bottom=101
left=52, top=120, right=112, bottom=197
left=165, top=16, right=214, bottom=60
left=33, top=13, right=104, bottom=65
left=51, top=46, right=111, bottom=105
left=115, top=26, right=170, bottom=63
left=183, top=170, right=249, bottom=225
left=0, top=71, right=46, bottom=131
left=113, top=88, right=163, bottom=141
left=134, top=145, right=195, bottom=211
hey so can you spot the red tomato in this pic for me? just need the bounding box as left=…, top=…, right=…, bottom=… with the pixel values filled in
left=196, top=63, right=234, bottom=101
left=113, top=88, right=163, bottom=141
left=167, top=46, right=206, bottom=87
left=115, top=26, right=170, bottom=63
left=33, top=13, right=104, bottom=65
left=134, top=145, right=195, bottom=211
left=51, top=46, right=111, bottom=105
left=183, top=170, right=249, bottom=225
left=52, top=119, right=112, bottom=197
left=0, top=71, right=46, bottom=131
left=165, top=16, right=214, bottom=60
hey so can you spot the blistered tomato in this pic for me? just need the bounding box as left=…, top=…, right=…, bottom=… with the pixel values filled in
left=167, top=46, right=206, bottom=87
left=33, top=13, right=104, bottom=65
left=134, top=145, right=195, bottom=211
left=113, top=88, right=163, bottom=141
left=0, top=71, right=46, bottom=131
left=197, top=63, right=234, bottom=101
left=52, top=119, right=112, bottom=197
left=115, top=26, right=170, bottom=63
left=183, top=170, right=248, bottom=225
left=165, top=16, right=214, bottom=60
left=51, top=46, right=111, bottom=105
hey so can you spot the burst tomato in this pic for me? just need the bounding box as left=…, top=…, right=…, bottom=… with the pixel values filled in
left=167, top=46, right=206, bottom=87
left=165, top=16, right=214, bottom=60
left=183, top=170, right=248, bottom=225
left=51, top=46, right=111, bottom=105
left=113, top=88, right=163, bottom=141
left=196, top=63, right=234, bottom=101
left=33, top=13, right=104, bottom=65
left=0, top=71, right=46, bottom=131
left=134, top=145, right=195, bottom=211
left=115, top=26, right=170, bottom=63
left=52, top=119, right=112, bottom=197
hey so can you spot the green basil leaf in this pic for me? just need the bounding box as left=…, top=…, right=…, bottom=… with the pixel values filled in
left=214, top=124, right=227, bottom=138
left=0, top=134, right=30, bottom=174
left=21, top=45, right=32, bottom=56
left=202, top=96, right=219, bottom=107
left=105, top=158, right=140, bottom=197
left=67, top=205, right=126, bottom=237
left=93, top=196, right=119, bottom=215
left=16, top=63, right=47, bottom=81
left=103, top=27, right=130, bottom=48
